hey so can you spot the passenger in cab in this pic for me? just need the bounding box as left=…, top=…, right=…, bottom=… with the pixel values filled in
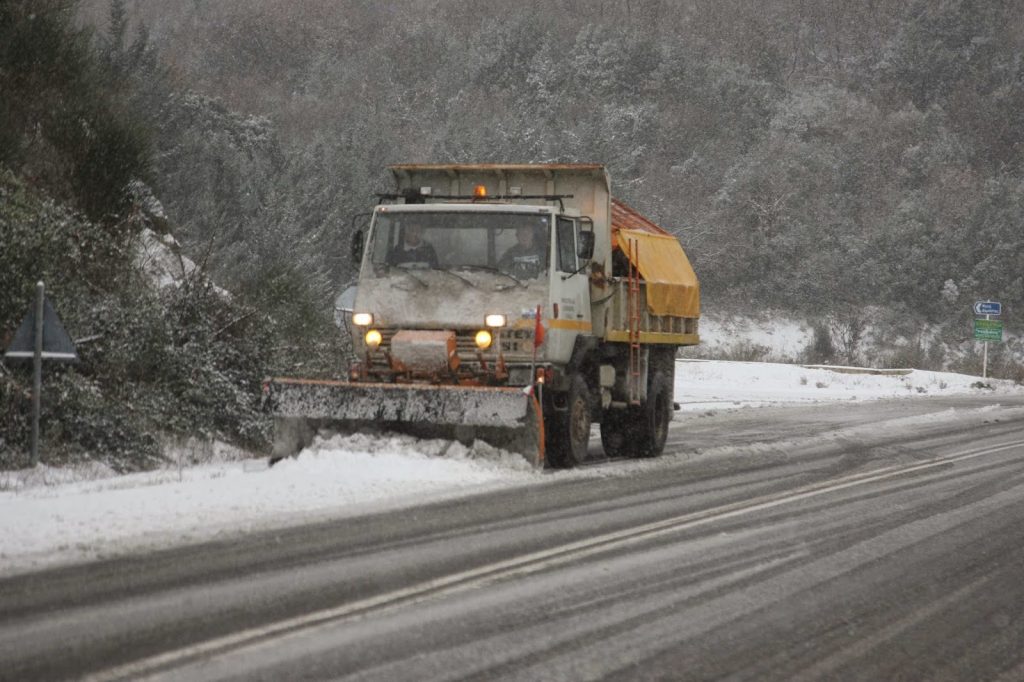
left=388, top=223, right=438, bottom=268
left=499, top=226, right=546, bottom=279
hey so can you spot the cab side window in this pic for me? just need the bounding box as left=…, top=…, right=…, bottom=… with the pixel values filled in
left=556, top=217, right=577, bottom=274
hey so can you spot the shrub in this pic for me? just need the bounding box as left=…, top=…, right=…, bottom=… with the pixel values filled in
left=801, top=320, right=835, bottom=364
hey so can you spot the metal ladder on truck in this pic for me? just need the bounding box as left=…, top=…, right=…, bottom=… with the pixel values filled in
left=627, top=237, right=642, bottom=406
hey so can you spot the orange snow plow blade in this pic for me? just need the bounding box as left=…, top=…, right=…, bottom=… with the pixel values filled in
left=265, top=378, right=545, bottom=467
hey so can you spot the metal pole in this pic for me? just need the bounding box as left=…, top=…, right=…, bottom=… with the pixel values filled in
left=981, top=313, right=991, bottom=379
left=31, top=281, right=43, bottom=467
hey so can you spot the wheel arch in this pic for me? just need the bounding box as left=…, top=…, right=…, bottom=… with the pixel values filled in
left=566, top=335, right=603, bottom=415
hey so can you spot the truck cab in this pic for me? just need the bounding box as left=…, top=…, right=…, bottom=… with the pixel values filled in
left=350, top=199, right=594, bottom=387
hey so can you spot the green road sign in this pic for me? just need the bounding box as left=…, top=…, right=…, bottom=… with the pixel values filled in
left=974, top=318, right=1003, bottom=342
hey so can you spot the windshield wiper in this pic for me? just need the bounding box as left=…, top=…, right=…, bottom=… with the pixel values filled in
left=431, top=267, right=478, bottom=288
left=387, top=265, right=428, bottom=289
left=455, top=264, right=527, bottom=289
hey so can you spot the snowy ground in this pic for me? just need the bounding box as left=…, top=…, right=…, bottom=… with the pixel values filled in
left=676, top=359, right=981, bottom=407
left=1, top=360, right=1021, bottom=576
left=694, top=315, right=812, bottom=361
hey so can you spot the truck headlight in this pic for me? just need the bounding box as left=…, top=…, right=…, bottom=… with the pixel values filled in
left=475, top=330, right=493, bottom=350
left=484, top=314, right=507, bottom=328
left=352, top=312, right=373, bottom=327
left=365, top=329, right=383, bottom=349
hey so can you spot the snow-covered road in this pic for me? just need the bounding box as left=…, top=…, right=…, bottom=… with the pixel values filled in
left=1, top=360, right=1020, bottom=576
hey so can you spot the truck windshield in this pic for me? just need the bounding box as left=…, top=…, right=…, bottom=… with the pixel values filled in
left=369, top=211, right=551, bottom=280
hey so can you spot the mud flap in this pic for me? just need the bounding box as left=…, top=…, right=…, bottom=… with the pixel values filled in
left=266, top=378, right=545, bottom=467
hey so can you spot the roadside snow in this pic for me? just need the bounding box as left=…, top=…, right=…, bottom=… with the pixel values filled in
left=1, top=360, right=1020, bottom=576
left=695, top=316, right=811, bottom=360
left=676, top=360, right=998, bottom=409
left=0, top=434, right=539, bottom=575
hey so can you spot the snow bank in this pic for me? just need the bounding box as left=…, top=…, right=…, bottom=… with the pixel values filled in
left=696, top=309, right=1022, bottom=369
left=0, top=433, right=539, bottom=574
left=695, top=315, right=811, bottom=361
left=675, top=360, right=1014, bottom=409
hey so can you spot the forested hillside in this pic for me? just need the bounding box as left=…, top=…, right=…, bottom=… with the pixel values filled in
left=3, top=0, right=1023, bottom=467
left=81, top=0, right=1024, bottom=317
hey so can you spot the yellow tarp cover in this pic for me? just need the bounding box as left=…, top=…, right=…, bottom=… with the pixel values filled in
left=615, top=228, right=700, bottom=318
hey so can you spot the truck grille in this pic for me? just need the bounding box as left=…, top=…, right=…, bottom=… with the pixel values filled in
left=364, top=328, right=535, bottom=369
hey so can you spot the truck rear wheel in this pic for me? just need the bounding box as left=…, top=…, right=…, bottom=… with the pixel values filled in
left=599, top=371, right=673, bottom=459
left=634, top=372, right=672, bottom=458
left=547, top=375, right=590, bottom=468
left=599, top=409, right=634, bottom=458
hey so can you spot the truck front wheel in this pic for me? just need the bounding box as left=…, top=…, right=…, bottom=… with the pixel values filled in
left=547, top=375, right=590, bottom=468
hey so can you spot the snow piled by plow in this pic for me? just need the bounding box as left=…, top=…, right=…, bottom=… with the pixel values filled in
left=0, top=433, right=538, bottom=575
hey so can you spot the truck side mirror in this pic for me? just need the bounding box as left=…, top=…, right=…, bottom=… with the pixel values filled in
left=333, top=284, right=358, bottom=329
left=577, top=231, right=595, bottom=261
left=351, top=230, right=365, bottom=265
left=336, top=284, right=358, bottom=313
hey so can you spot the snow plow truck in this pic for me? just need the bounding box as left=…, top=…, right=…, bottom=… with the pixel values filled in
left=265, top=164, right=700, bottom=467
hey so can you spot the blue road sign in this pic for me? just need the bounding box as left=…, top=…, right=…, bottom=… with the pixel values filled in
left=973, top=301, right=1002, bottom=316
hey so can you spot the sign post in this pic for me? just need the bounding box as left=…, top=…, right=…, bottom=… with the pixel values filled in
left=972, top=301, right=1003, bottom=379
left=32, top=282, right=43, bottom=466
left=3, top=282, right=79, bottom=466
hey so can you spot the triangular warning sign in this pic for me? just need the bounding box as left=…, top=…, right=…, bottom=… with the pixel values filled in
left=4, top=296, right=79, bottom=363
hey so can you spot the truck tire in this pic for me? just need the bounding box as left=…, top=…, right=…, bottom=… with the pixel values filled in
left=599, top=408, right=634, bottom=458
left=634, top=371, right=672, bottom=458
left=547, top=375, right=590, bottom=468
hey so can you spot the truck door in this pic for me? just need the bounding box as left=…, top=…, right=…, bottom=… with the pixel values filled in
left=547, top=217, right=592, bottom=363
